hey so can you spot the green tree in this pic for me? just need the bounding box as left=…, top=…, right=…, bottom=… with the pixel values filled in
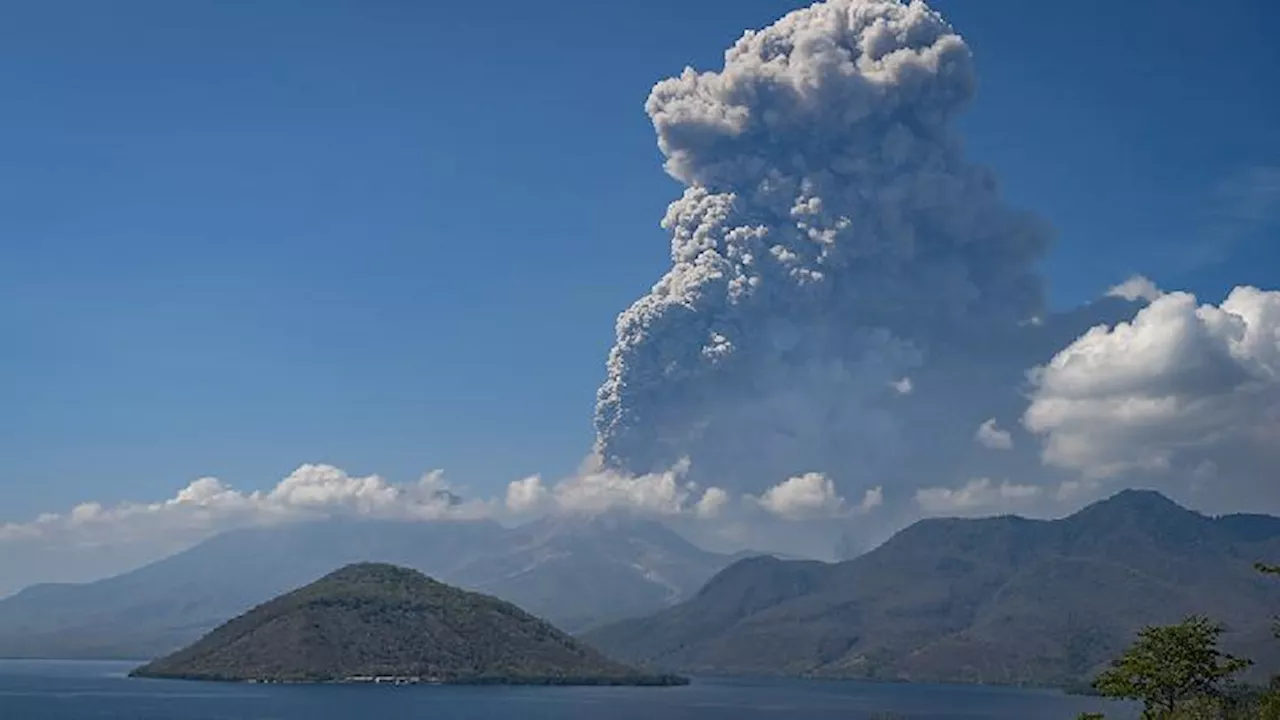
left=1260, top=562, right=1280, bottom=638
left=1260, top=563, right=1280, bottom=719
left=1092, top=615, right=1251, bottom=719
left=1261, top=679, right=1280, bottom=720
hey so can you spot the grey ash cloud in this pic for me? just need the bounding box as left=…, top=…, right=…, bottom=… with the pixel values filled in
left=594, top=0, right=1050, bottom=496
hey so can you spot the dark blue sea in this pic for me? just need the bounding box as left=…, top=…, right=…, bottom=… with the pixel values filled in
left=0, top=660, right=1135, bottom=719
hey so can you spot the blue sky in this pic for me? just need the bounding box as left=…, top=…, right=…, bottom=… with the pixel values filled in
left=2, top=0, right=1278, bottom=525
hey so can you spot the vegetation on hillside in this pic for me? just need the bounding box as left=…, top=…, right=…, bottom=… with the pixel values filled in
left=130, top=563, right=686, bottom=686
left=587, top=491, right=1280, bottom=686
left=1079, top=562, right=1280, bottom=719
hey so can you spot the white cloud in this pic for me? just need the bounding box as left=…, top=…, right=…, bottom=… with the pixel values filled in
left=857, top=486, right=885, bottom=514
left=753, top=472, right=849, bottom=521
left=0, top=456, right=743, bottom=565
left=501, top=456, right=732, bottom=519
left=504, top=475, right=547, bottom=515
left=695, top=487, right=730, bottom=519
left=890, top=377, right=914, bottom=395
left=974, top=418, right=1014, bottom=450
left=267, top=465, right=480, bottom=520
left=0, top=464, right=494, bottom=549
left=915, top=478, right=1042, bottom=516
left=548, top=457, right=705, bottom=516
left=1106, top=275, right=1163, bottom=303
left=0, top=458, right=740, bottom=596
left=1024, top=286, right=1280, bottom=510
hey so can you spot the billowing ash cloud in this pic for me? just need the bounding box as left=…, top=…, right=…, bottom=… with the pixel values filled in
left=595, top=0, right=1049, bottom=492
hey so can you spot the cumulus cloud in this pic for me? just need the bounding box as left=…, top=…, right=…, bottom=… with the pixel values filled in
left=858, top=485, right=886, bottom=513
left=755, top=473, right=847, bottom=520
left=498, top=455, right=742, bottom=520
left=752, top=472, right=880, bottom=521
left=915, top=477, right=1041, bottom=516
left=3, top=453, right=758, bottom=558
left=1, top=459, right=748, bottom=555
left=593, top=0, right=1050, bottom=496
left=504, top=475, right=547, bottom=515
left=0, top=464, right=493, bottom=549
left=539, top=457, right=719, bottom=517
left=1024, top=286, right=1280, bottom=511
left=975, top=418, right=1014, bottom=450
left=695, top=487, right=731, bottom=519
left=1107, top=275, right=1163, bottom=303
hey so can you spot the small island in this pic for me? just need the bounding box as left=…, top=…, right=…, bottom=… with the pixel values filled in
left=130, top=562, right=687, bottom=687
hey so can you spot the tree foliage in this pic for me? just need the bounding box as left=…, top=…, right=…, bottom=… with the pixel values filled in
left=1092, top=615, right=1251, bottom=719
left=1264, top=562, right=1280, bottom=718
left=1262, top=562, right=1280, bottom=639
left=1075, top=562, right=1280, bottom=720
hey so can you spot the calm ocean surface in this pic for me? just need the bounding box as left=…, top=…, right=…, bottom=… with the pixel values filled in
left=0, top=660, right=1135, bottom=719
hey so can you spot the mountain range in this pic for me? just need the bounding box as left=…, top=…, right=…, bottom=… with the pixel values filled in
left=6, top=488, right=1277, bottom=687
left=585, top=490, right=1280, bottom=687
left=0, top=513, right=737, bottom=660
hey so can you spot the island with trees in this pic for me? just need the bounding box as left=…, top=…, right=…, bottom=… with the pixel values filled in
left=130, top=562, right=687, bottom=686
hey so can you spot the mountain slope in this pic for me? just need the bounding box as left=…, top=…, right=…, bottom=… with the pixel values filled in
left=131, top=563, right=683, bottom=685
left=456, top=513, right=736, bottom=632
left=0, top=519, right=506, bottom=659
left=0, top=515, right=733, bottom=659
left=586, top=490, right=1280, bottom=686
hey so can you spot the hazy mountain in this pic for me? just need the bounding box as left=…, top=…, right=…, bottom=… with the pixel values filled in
left=586, top=490, right=1280, bottom=686
left=454, top=513, right=737, bottom=633
left=0, top=514, right=734, bottom=659
left=132, top=563, right=684, bottom=686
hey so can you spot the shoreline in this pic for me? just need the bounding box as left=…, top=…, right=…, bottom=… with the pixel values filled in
left=127, top=669, right=691, bottom=687
left=3, top=659, right=1097, bottom=693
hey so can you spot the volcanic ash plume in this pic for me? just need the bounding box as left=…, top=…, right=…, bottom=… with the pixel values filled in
left=594, top=0, right=1051, bottom=490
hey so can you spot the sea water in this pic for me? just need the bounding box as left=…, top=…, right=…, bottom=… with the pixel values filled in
left=0, top=660, right=1135, bottom=719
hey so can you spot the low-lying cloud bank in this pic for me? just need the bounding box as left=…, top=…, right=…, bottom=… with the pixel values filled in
left=914, top=478, right=1041, bottom=517
left=0, top=460, right=782, bottom=552
left=0, top=465, right=492, bottom=547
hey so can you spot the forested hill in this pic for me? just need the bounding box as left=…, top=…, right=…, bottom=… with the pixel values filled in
left=132, top=563, right=685, bottom=686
